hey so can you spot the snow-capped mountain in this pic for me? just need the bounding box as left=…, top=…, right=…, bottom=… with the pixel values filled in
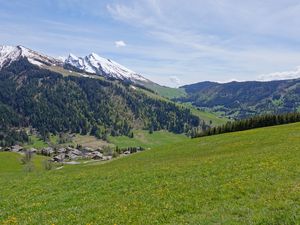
left=65, top=52, right=149, bottom=82
left=0, top=45, right=150, bottom=83
left=0, top=45, right=62, bottom=68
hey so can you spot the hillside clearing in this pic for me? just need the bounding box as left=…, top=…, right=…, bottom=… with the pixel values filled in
left=108, top=129, right=188, bottom=148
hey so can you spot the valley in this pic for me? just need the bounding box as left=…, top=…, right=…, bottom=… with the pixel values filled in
left=178, top=80, right=300, bottom=119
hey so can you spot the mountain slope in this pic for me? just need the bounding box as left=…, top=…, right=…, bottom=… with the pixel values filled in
left=0, top=58, right=200, bottom=145
left=0, top=45, right=152, bottom=83
left=0, top=45, right=224, bottom=135
left=179, top=80, right=300, bottom=119
left=65, top=53, right=150, bottom=83
left=0, top=45, right=62, bottom=68
left=1, top=122, right=299, bottom=224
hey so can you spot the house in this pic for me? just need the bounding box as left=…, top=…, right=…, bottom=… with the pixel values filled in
left=11, top=145, right=23, bottom=152
left=41, top=147, right=54, bottom=156
left=91, top=151, right=103, bottom=160
left=53, top=153, right=65, bottom=162
left=29, top=148, right=37, bottom=153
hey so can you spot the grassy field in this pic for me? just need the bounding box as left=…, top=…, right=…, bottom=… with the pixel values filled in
left=108, top=130, right=189, bottom=149
left=24, top=134, right=59, bottom=149
left=143, top=83, right=187, bottom=99
left=23, top=130, right=189, bottom=150
left=0, top=152, right=48, bottom=173
left=72, top=135, right=113, bottom=149
left=24, top=133, right=113, bottom=150
left=187, top=105, right=230, bottom=126
left=1, top=123, right=300, bottom=224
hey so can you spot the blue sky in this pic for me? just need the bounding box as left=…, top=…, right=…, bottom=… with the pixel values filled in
left=1, top=0, right=300, bottom=86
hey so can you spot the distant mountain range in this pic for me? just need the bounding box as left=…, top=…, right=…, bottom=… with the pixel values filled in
left=178, top=80, right=300, bottom=119
left=0, top=45, right=151, bottom=83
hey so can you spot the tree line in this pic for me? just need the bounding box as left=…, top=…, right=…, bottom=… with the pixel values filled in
left=192, top=112, right=300, bottom=138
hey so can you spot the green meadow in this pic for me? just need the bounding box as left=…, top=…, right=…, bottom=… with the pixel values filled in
left=108, top=130, right=188, bottom=149
left=187, top=106, right=230, bottom=126
left=23, top=130, right=187, bottom=150
left=0, top=123, right=300, bottom=224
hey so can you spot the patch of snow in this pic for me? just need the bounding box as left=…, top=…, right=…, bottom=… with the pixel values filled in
left=0, top=45, right=21, bottom=68
left=64, top=52, right=149, bottom=82
left=0, top=45, right=63, bottom=69
left=82, top=74, right=93, bottom=78
left=27, top=58, right=43, bottom=67
left=57, top=56, right=67, bottom=61
left=0, top=45, right=151, bottom=84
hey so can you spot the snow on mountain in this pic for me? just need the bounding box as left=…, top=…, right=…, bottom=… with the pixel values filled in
left=0, top=45, right=150, bottom=83
left=0, top=45, right=62, bottom=69
left=65, top=52, right=149, bottom=82
left=0, top=46, right=20, bottom=68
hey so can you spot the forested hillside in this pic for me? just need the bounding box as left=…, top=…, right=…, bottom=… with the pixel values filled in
left=0, top=58, right=200, bottom=146
left=179, top=80, right=300, bottom=119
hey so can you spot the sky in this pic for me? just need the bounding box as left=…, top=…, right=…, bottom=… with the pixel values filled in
left=1, top=0, right=300, bottom=87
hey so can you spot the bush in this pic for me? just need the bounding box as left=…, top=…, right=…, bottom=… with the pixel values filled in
left=112, top=151, right=119, bottom=158
left=103, top=146, right=114, bottom=156
left=43, top=160, right=54, bottom=170
left=20, top=150, right=34, bottom=172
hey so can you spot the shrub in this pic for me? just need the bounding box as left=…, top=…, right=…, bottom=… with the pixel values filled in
left=43, top=160, right=53, bottom=170
left=20, top=150, right=34, bottom=172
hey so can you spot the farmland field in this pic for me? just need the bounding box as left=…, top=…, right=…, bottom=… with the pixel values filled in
left=0, top=123, right=300, bottom=224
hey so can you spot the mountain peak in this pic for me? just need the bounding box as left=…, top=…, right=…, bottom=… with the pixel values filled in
left=65, top=52, right=150, bottom=83
left=0, top=45, right=21, bottom=68
left=0, top=45, right=62, bottom=68
left=89, top=52, right=100, bottom=58
left=68, top=53, right=78, bottom=60
left=0, top=45, right=151, bottom=83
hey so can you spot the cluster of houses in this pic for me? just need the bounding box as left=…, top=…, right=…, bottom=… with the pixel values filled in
left=2, top=145, right=144, bottom=163
left=41, top=146, right=114, bottom=162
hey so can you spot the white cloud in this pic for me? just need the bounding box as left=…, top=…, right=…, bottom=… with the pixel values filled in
left=115, top=40, right=127, bottom=48
left=169, top=76, right=181, bottom=86
left=258, top=66, right=300, bottom=81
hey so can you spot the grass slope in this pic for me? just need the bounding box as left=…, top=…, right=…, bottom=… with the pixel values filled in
left=24, top=135, right=58, bottom=149
left=0, top=152, right=48, bottom=173
left=108, top=130, right=188, bottom=148
left=0, top=152, right=22, bottom=173
left=1, top=123, right=300, bottom=224
left=143, top=83, right=187, bottom=99
left=182, top=103, right=230, bottom=126
left=138, top=86, right=228, bottom=127
left=24, top=133, right=113, bottom=150
left=192, top=109, right=229, bottom=126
